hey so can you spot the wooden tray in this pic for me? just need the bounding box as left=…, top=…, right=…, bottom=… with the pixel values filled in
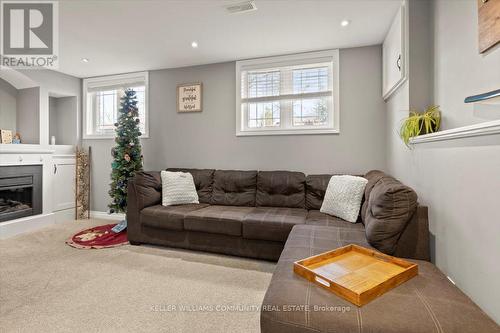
left=294, top=244, right=418, bottom=306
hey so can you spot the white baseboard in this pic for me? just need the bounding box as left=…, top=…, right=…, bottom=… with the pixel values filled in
left=54, top=209, right=76, bottom=224
left=90, top=211, right=125, bottom=221
left=0, top=213, right=56, bottom=239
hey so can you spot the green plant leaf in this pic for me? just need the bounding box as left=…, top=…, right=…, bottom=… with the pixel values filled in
left=400, top=105, right=441, bottom=147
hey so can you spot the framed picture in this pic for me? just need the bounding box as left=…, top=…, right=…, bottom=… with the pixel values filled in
left=0, top=130, right=13, bottom=144
left=478, top=0, right=500, bottom=53
left=177, top=82, right=202, bottom=112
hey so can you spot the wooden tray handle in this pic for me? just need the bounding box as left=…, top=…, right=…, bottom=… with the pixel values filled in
left=315, top=276, right=331, bottom=288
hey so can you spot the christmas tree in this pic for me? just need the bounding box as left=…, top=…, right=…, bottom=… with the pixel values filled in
left=108, top=89, right=143, bottom=214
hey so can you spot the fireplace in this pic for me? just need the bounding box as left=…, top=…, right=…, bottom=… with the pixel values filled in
left=0, top=165, right=42, bottom=222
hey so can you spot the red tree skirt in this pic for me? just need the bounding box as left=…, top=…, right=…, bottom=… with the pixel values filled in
left=66, top=224, right=129, bottom=249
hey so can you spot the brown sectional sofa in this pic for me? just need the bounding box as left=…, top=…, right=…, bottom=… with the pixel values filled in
left=127, top=168, right=429, bottom=261
left=127, top=168, right=499, bottom=332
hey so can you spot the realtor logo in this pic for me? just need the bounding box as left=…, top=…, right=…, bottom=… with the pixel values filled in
left=1, top=0, right=58, bottom=69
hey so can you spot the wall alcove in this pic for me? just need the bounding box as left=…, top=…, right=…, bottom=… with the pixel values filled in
left=0, top=68, right=79, bottom=146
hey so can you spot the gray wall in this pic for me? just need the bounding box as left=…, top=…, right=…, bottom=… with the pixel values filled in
left=20, top=69, right=81, bottom=145
left=408, top=0, right=434, bottom=110
left=49, top=97, right=57, bottom=142
left=19, top=69, right=82, bottom=97
left=0, top=78, right=18, bottom=133
left=432, top=0, right=500, bottom=128
left=49, top=96, right=79, bottom=145
left=85, top=45, right=387, bottom=211
left=16, top=87, right=40, bottom=144
left=386, top=0, right=500, bottom=324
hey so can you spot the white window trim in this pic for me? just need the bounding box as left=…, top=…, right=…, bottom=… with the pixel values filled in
left=82, top=71, right=149, bottom=139
left=235, top=50, right=340, bottom=136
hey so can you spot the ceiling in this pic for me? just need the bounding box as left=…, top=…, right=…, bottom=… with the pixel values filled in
left=57, top=0, right=400, bottom=78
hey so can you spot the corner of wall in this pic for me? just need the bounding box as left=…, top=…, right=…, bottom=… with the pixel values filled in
left=407, top=0, right=434, bottom=111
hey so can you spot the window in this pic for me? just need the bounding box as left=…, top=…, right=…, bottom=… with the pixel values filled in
left=236, top=50, right=339, bottom=136
left=83, top=72, right=149, bottom=139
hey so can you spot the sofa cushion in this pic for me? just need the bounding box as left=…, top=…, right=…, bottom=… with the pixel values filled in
left=211, top=170, right=257, bottom=206
left=364, top=174, right=418, bottom=254
left=361, top=169, right=386, bottom=224
left=256, top=171, right=305, bottom=208
left=166, top=168, right=215, bottom=204
left=305, top=174, right=332, bottom=210
left=132, top=171, right=162, bottom=210
left=140, top=203, right=209, bottom=231
left=306, top=210, right=364, bottom=229
left=242, top=207, right=307, bottom=242
left=184, top=205, right=254, bottom=236
left=261, top=225, right=500, bottom=333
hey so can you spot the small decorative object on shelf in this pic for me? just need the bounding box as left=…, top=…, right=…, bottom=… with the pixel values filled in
left=12, top=133, right=21, bottom=144
left=0, top=130, right=13, bottom=144
left=75, top=146, right=91, bottom=220
left=399, top=105, right=441, bottom=146
left=51, top=135, right=56, bottom=145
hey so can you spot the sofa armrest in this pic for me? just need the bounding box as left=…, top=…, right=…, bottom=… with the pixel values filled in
left=394, top=205, right=430, bottom=261
left=126, top=171, right=161, bottom=243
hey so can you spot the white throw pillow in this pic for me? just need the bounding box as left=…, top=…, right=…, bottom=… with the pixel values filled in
left=161, top=171, right=199, bottom=206
left=320, top=175, right=368, bottom=223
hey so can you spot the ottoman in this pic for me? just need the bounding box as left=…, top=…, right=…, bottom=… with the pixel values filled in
left=261, top=225, right=499, bottom=333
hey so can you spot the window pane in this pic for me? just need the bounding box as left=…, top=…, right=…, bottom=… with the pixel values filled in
left=85, top=73, right=148, bottom=137
left=96, top=90, right=117, bottom=131
left=293, top=67, right=328, bottom=94
left=292, top=98, right=328, bottom=126
left=237, top=52, right=337, bottom=134
left=247, top=102, right=280, bottom=128
left=132, top=86, right=146, bottom=134
left=247, top=71, right=280, bottom=98
left=94, top=87, right=146, bottom=134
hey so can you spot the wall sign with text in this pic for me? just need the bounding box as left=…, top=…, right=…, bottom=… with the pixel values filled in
left=177, top=83, right=202, bottom=112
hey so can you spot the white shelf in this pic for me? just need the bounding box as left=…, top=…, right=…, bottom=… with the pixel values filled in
left=0, top=144, right=75, bottom=155
left=410, top=119, right=500, bottom=144
left=0, top=144, right=55, bottom=154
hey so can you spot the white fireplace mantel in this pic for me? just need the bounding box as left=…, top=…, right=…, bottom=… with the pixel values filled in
left=0, top=144, right=74, bottom=154
left=0, top=144, right=55, bottom=154
left=0, top=144, right=76, bottom=239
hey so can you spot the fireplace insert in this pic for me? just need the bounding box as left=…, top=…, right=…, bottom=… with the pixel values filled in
left=0, top=165, right=42, bottom=222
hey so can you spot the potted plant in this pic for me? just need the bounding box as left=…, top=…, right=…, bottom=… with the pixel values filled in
left=399, top=105, right=441, bottom=146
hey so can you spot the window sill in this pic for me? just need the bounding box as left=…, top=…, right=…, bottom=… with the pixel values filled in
left=409, top=119, right=500, bottom=144
left=236, top=128, right=339, bottom=137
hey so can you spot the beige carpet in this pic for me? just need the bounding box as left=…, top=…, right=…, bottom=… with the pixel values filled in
left=0, top=220, right=275, bottom=332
